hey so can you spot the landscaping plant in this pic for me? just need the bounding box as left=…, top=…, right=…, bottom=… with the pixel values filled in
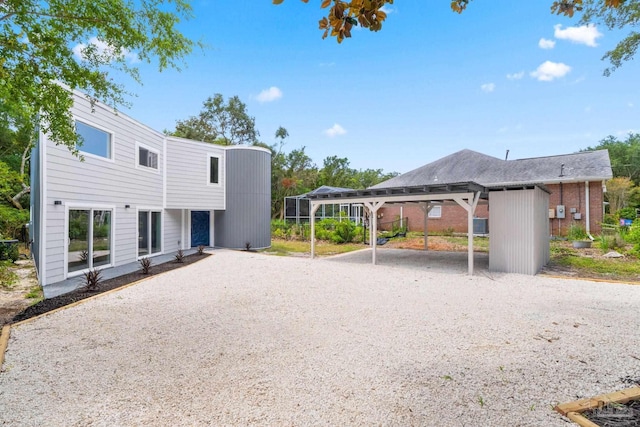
left=175, top=249, right=185, bottom=263
left=83, top=269, right=102, bottom=292
left=197, top=245, right=205, bottom=255
left=139, top=257, right=152, bottom=274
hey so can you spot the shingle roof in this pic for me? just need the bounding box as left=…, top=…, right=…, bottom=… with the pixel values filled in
left=371, top=149, right=612, bottom=189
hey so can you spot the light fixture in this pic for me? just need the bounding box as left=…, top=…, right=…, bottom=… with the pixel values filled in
left=54, top=200, right=62, bottom=205
left=125, top=204, right=131, bottom=209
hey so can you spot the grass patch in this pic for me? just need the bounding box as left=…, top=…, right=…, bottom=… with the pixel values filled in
left=440, top=236, right=490, bottom=252
left=0, top=261, right=18, bottom=289
left=264, top=239, right=365, bottom=257
left=553, top=254, right=640, bottom=278
left=25, top=285, right=44, bottom=305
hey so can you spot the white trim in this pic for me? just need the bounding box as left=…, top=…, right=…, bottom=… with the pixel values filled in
left=585, top=180, right=591, bottom=234
left=207, top=153, right=221, bottom=186
left=224, top=145, right=272, bottom=154
left=186, top=210, right=192, bottom=248
left=40, top=130, right=47, bottom=286
left=180, top=209, right=185, bottom=250
left=209, top=210, right=215, bottom=247
left=162, top=139, right=167, bottom=208
left=135, top=141, right=160, bottom=172
left=73, top=117, right=115, bottom=162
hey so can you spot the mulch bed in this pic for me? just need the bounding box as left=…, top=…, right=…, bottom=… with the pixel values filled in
left=582, top=399, right=640, bottom=427
left=10, top=253, right=210, bottom=325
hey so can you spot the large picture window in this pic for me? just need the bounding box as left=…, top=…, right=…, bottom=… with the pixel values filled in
left=75, top=120, right=112, bottom=159
left=138, top=144, right=159, bottom=170
left=68, top=209, right=112, bottom=273
left=138, top=210, right=162, bottom=257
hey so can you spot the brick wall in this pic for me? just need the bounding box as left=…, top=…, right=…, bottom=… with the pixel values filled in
left=377, top=181, right=605, bottom=235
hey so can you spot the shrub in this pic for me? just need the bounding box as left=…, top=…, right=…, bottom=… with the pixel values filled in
left=83, top=269, right=102, bottom=291
left=602, top=213, right=617, bottom=225
left=139, top=257, right=152, bottom=274
left=617, top=207, right=638, bottom=220
left=0, top=242, right=19, bottom=262
left=0, top=205, right=29, bottom=240
left=567, top=223, right=588, bottom=241
left=174, top=249, right=185, bottom=263
left=197, top=245, right=205, bottom=255
left=333, top=221, right=355, bottom=244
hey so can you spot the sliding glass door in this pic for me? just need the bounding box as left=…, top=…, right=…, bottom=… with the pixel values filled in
left=138, top=210, right=161, bottom=257
left=68, top=209, right=112, bottom=273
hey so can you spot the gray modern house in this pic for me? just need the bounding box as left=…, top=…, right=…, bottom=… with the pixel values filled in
left=30, top=91, right=271, bottom=295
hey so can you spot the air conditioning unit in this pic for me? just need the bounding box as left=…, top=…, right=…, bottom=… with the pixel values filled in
left=473, top=218, right=489, bottom=234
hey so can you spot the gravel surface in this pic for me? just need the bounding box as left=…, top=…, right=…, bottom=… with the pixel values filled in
left=1, top=249, right=639, bottom=426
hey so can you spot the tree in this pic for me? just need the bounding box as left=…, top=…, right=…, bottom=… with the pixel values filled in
left=275, top=1, right=632, bottom=72
left=606, top=177, right=633, bottom=214
left=171, top=94, right=259, bottom=145
left=318, top=156, right=355, bottom=188
left=584, top=133, right=640, bottom=185
left=2, top=0, right=196, bottom=154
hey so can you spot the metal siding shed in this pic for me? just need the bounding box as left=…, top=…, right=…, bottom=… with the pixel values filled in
left=488, top=186, right=549, bottom=275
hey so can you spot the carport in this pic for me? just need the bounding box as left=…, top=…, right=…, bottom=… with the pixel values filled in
left=308, top=182, right=550, bottom=276
left=308, top=182, right=486, bottom=274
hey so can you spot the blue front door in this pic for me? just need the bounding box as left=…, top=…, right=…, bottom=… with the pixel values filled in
left=191, top=211, right=210, bottom=247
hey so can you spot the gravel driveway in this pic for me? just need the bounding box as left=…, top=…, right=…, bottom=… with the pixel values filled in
left=1, top=249, right=639, bottom=426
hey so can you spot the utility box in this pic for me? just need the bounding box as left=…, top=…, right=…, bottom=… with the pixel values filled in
left=556, top=205, right=566, bottom=219
left=573, top=212, right=582, bottom=220
left=549, top=209, right=555, bottom=219
left=473, top=218, right=489, bottom=234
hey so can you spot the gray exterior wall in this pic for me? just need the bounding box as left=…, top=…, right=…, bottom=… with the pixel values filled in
left=165, top=137, right=225, bottom=210
left=488, top=187, right=550, bottom=275
left=42, top=93, right=165, bottom=285
left=215, top=147, right=271, bottom=250
left=30, top=138, right=42, bottom=277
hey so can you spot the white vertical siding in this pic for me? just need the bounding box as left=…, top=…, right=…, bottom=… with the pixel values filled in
left=165, top=137, right=225, bottom=210
left=489, top=188, right=550, bottom=275
left=43, top=93, right=165, bottom=284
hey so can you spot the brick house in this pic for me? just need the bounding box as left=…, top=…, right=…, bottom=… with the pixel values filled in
left=374, top=149, right=612, bottom=237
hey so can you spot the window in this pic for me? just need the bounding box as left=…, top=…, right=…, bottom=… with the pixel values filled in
left=208, top=155, right=219, bottom=184
left=428, top=205, right=442, bottom=218
left=68, top=209, right=112, bottom=273
left=137, top=144, right=159, bottom=170
left=75, top=120, right=112, bottom=159
left=138, top=210, right=161, bottom=257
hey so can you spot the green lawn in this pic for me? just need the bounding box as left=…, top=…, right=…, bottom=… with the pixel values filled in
left=263, top=239, right=365, bottom=257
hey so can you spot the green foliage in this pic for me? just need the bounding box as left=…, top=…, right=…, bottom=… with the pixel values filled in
left=2, top=0, right=197, bottom=155
left=567, top=223, right=588, bottom=241
left=0, top=261, right=19, bottom=289
left=584, top=133, right=640, bottom=185
left=617, top=206, right=638, bottom=220
left=0, top=205, right=29, bottom=240
left=171, top=94, right=258, bottom=145
left=270, top=218, right=359, bottom=244
left=603, top=213, right=617, bottom=225
left=331, top=221, right=355, bottom=244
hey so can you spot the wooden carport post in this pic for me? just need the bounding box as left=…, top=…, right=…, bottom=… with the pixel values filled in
left=310, top=201, right=322, bottom=259
left=419, top=202, right=434, bottom=251
left=363, top=201, right=385, bottom=265
left=453, top=192, right=481, bottom=275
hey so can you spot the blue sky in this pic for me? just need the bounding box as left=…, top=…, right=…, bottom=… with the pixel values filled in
left=110, top=1, right=638, bottom=174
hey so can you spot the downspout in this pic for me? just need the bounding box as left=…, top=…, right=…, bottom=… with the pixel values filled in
left=585, top=181, right=591, bottom=236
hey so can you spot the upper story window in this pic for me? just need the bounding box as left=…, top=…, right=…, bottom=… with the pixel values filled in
left=75, top=120, right=112, bottom=159
left=208, top=155, right=219, bottom=185
left=428, top=205, right=442, bottom=218
left=137, top=143, right=159, bottom=170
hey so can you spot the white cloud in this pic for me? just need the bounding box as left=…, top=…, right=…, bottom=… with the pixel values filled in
left=480, top=83, right=495, bottom=93
left=554, top=24, right=602, bottom=47
left=380, top=5, right=394, bottom=14
left=73, top=37, right=139, bottom=64
left=530, top=61, right=571, bottom=81
left=324, top=123, right=347, bottom=138
left=538, top=38, right=556, bottom=49
left=506, top=71, right=524, bottom=80
left=256, top=86, right=283, bottom=103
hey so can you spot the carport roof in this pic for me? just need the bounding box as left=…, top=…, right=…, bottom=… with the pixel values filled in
left=306, top=181, right=489, bottom=203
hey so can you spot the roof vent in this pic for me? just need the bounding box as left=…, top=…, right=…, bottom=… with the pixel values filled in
left=505, top=149, right=509, bottom=161
left=559, top=163, right=565, bottom=177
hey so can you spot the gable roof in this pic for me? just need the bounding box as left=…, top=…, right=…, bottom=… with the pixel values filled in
left=371, top=149, right=612, bottom=189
